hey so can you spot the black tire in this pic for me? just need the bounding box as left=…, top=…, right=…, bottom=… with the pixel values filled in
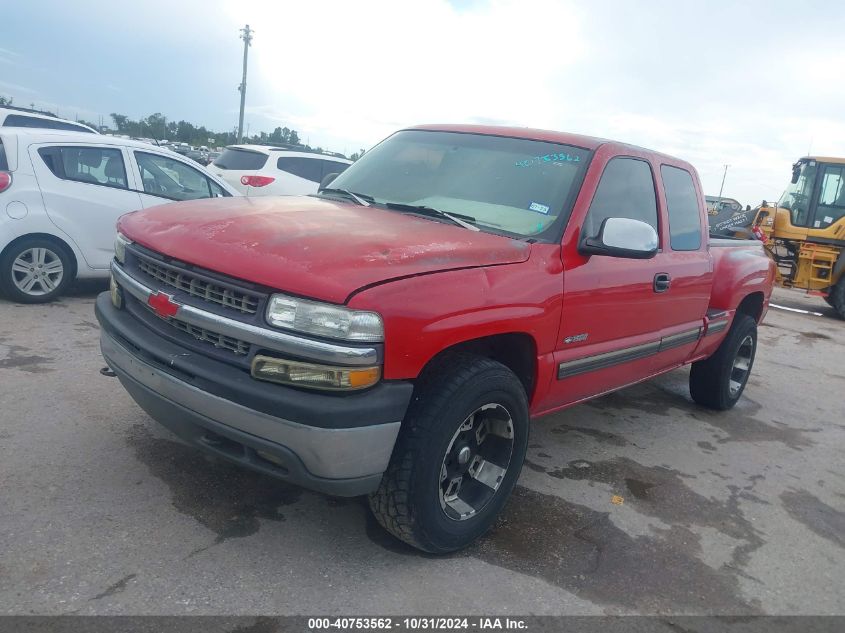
left=0, top=237, right=74, bottom=303
left=689, top=314, right=757, bottom=410
left=828, top=277, right=845, bottom=319
left=369, top=352, right=529, bottom=553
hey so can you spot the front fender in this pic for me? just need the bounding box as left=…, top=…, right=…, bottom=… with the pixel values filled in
left=347, top=246, right=563, bottom=382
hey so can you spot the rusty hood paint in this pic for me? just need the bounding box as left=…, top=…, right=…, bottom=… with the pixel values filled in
left=118, top=196, right=532, bottom=304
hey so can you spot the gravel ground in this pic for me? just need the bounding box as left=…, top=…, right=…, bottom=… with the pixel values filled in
left=0, top=283, right=842, bottom=615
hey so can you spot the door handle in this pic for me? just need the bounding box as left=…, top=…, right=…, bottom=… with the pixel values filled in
left=653, top=273, right=671, bottom=293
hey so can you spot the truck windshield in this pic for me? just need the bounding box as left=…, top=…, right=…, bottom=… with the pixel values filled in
left=778, top=160, right=818, bottom=227
left=326, top=130, right=591, bottom=239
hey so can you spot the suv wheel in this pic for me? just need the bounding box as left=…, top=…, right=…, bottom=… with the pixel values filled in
left=0, top=238, right=73, bottom=303
left=689, top=314, right=757, bottom=410
left=369, top=353, right=529, bottom=553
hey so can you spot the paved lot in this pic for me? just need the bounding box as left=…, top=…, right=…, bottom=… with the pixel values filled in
left=0, top=283, right=843, bottom=615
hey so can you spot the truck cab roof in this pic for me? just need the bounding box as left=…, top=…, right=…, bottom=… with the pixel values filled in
left=407, top=124, right=694, bottom=170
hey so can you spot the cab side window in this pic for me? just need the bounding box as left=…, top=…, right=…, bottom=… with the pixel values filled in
left=584, top=157, right=658, bottom=239
left=661, top=165, right=702, bottom=250
left=817, top=166, right=845, bottom=229
left=38, top=146, right=128, bottom=189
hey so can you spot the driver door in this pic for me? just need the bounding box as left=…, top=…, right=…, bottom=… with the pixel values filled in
left=546, top=153, right=676, bottom=409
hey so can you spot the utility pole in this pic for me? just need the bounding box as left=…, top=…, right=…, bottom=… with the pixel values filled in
left=717, top=164, right=730, bottom=203
left=237, top=24, right=253, bottom=144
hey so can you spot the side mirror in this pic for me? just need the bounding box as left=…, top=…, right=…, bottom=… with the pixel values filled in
left=319, top=173, right=339, bottom=191
left=791, top=164, right=801, bottom=184
left=579, top=217, right=658, bottom=259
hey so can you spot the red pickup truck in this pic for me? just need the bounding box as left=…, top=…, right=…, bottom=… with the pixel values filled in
left=96, top=125, right=775, bottom=552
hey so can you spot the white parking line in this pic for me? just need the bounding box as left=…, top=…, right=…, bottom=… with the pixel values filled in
left=770, top=303, right=824, bottom=317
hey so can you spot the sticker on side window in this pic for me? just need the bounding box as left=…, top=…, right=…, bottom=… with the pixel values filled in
left=528, top=202, right=550, bottom=214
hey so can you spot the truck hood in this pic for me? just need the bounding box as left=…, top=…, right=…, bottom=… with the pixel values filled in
left=118, top=196, right=531, bottom=304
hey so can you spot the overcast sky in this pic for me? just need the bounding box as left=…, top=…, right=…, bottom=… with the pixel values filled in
left=3, top=0, right=844, bottom=204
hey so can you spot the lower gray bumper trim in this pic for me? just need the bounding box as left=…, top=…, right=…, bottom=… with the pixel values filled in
left=101, top=330, right=400, bottom=481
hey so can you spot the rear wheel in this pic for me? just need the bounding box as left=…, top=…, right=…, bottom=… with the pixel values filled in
left=369, top=353, right=529, bottom=553
left=0, top=238, right=74, bottom=303
left=689, top=314, right=757, bottom=410
left=828, top=277, right=845, bottom=319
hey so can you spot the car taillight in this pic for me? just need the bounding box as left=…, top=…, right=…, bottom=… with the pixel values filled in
left=240, top=175, right=275, bottom=187
left=0, top=172, right=11, bottom=193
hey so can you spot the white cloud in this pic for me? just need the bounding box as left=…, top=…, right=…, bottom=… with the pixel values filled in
left=0, top=80, right=36, bottom=94
left=219, top=0, right=845, bottom=205
left=225, top=0, right=586, bottom=149
left=10, top=0, right=838, bottom=206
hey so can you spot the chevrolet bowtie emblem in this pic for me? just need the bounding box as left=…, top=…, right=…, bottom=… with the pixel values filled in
left=147, top=291, right=180, bottom=318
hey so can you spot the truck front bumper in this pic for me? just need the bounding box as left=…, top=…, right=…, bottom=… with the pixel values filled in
left=96, top=293, right=413, bottom=496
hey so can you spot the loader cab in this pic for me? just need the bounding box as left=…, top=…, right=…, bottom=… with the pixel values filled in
left=777, top=158, right=845, bottom=234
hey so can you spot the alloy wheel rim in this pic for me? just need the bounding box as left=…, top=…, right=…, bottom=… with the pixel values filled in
left=439, top=403, right=515, bottom=522
left=729, top=334, right=754, bottom=396
left=11, top=247, right=64, bottom=296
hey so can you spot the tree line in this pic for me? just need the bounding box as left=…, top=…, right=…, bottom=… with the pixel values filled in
left=108, top=112, right=303, bottom=150
left=0, top=96, right=365, bottom=159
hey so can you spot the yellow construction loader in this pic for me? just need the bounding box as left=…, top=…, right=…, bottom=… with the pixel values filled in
left=752, top=156, right=845, bottom=318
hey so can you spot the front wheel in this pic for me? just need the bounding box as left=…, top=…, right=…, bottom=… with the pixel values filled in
left=369, top=353, right=529, bottom=553
left=0, top=238, right=74, bottom=303
left=689, top=314, right=757, bottom=410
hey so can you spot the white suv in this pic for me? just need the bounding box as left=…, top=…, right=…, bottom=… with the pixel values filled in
left=0, top=128, right=238, bottom=303
left=207, top=145, right=352, bottom=196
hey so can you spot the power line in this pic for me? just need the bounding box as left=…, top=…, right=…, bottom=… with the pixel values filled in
left=237, top=24, right=253, bottom=144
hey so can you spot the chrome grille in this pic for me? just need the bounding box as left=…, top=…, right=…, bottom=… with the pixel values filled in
left=140, top=302, right=250, bottom=356
left=165, top=317, right=250, bottom=355
left=137, top=257, right=261, bottom=315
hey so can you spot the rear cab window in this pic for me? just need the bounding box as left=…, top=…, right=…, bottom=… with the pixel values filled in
left=213, top=148, right=268, bottom=170
left=38, top=146, right=128, bottom=189
left=661, top=165, right=702, bottom=250
left=816, top=165, right=845, bottom=229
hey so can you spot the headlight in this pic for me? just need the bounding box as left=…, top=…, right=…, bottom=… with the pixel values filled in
left=114, top=232, right=131, bottom=264
left=252, top=355, right=381, bottom=391
left=266, top=294, right=383, bottom=342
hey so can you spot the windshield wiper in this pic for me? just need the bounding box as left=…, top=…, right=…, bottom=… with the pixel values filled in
left=382, top=202, right=480, bottom=232
left=317, top=188, right=373, bottom=207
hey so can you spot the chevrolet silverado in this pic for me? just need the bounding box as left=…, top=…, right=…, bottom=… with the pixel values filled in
left=96, top=125, right=775, bottom=552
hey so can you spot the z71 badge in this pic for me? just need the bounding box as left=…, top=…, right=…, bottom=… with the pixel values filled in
left=564, top=333, right=589, bottom=344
